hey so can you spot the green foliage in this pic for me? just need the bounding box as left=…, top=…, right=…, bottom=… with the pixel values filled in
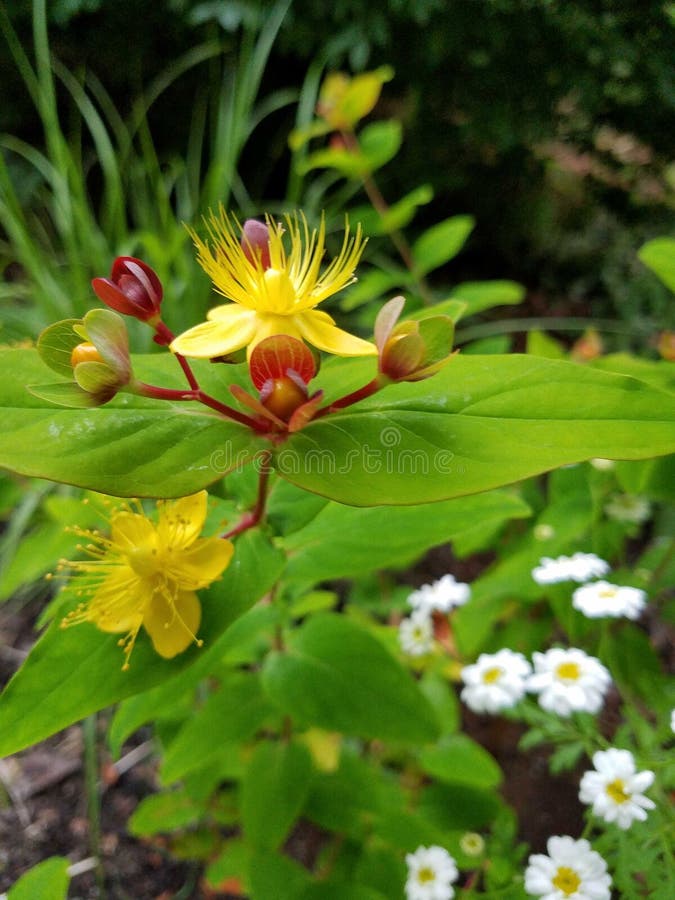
left=0, top=13, right=674, bottom=898
left=7, top=857, right=70, bottom=900
left=262, top=613, right=440, bottom=743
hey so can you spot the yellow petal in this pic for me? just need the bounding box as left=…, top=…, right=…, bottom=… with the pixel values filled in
left=170, top=307, right=257, bottom=358
left=296, top=309, right=377, bottom=357
left=171, top=536, right=234, bottom=589
left=156, top=491, right=208, bottom=551
left=87, top=571, right=145, bottom=633
left=246, top=313, right=303, bottom=358
left=143, top=590, right=202, bottom=659
left=111, top=511, right=158, bottom=553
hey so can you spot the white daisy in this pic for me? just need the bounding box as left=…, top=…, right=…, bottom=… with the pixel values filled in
left=460, top=649, right=532, bottom=714
left=532, top=553, right=610, bottom=586
left=408, top=574, right=471, bottom=615
left=405, top=845, right=459, bottom=900
left=527, top=648, right=612, bottom=717
left=399, top=610, right=435, bottom=657
left=579, top=748, right=655, bottom=830
left=671, top=709, right=675, bottom=734
left=572, top=581, right=647, bottom=620
left=604, top=494, right=651, bottom=524
left=525, top=835, right=611, bottom=899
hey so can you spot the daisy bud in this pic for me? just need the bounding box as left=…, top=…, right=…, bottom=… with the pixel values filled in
left=92, top=256, right=163, bottom=323
left=241, top=219, right=272, bottom=269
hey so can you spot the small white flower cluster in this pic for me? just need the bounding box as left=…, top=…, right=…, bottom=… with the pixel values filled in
left=399, top=574, right=470, bottom=658
left=532, top=552, right=648, bottom=621
left=407, top=750, right=657, bottom=899
left=460, top=646, right=612, bottom=718
left=405, top=845, right=458, bottom=900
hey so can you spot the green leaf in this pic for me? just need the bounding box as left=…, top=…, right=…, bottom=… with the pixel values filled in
left=353, top=184, right=434, bottom=235
left=280, top=355, right=675, bottom=505
left=128, top=789, right=206, bottom=836
left=419, top=734, right=503, bottom=789
left=450, top=280, right=525, bottom=317
left=0, top=529, right=284, bottom=756
left=299, top=121, right=401, bottom=178
left=248, top=851, right=312, bottom=900
left=161, top=671, right=275, bottom=784
left=262, top=614, right=439, bottom=743
left=7, top=857, right=70, bottom=900
left=411, top=215, right=475, bottom=277
left=281, top=491, right=530, bottom=583
left=526, top=330, right=566, bottom=359
left=301, top=884, right=386, bottom=900
left=0, top=349, right=266, bottom=496
left=638, top=237, right=675, bottom=293
left=240, top=740, right=313, bottom=849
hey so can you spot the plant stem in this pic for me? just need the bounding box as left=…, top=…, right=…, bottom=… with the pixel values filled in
left=223, top=450, right=273, bottom=537
left=83, top=714, right=106, bottom=899
left=315, top=377, right=382, bottom=418
left=340, top=128, right=432, bottom=303
left=154, top=320, right=200, bottom=390
left=135, top=381, right=264, bottom=431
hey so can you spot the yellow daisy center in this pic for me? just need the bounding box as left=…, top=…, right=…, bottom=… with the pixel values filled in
left=482, top=666, right=503, bottom=684
left=556, top=661, right=581, bottom=681
left=417, top=866, right=436, bottom=884
left=598, top=587, right=617, bottom=598
left=552, top=866, right=581, bottom=895
left=606, top=778, right=630, bottom=804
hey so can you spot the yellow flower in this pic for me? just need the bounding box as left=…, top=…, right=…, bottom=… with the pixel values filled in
left=59, top=492, right=233, bottom=669
left=170, top=210, right=377, bottom=360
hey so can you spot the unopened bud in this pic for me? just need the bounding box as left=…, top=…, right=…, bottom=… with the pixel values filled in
left=92, top=257, right=163, bottom=323
left=241, top=219, right=271, bottom=269
left=376, top=297, right=456, bottom=382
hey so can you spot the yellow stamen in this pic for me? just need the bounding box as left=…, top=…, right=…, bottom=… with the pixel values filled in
left=606, top=778, right=630, bottom=804
left=552, top=866, right=581, bottom=895
left=556, top=661, right=581, bottom=681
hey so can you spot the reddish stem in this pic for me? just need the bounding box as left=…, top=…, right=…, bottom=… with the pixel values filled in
left=223, top=451, right=273, bottom=538
left=315, top=377, right=382, bottom=418
left=135, top=382, right=265, bottom=431
left=153, top=320, right=200, bottom=390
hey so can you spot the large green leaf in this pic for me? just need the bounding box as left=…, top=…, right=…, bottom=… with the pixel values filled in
left=279, top=354, right=675, bottom=505
left=0, top=349, right=265, bottom=497
left=281, top=490, right=530, bottom=583
left=0, top=529, right=284, bottom=756
left=262, top=614, right=440, bottom=743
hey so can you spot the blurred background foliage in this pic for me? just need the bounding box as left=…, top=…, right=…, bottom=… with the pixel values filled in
left=0, top=0, right=673, bottom=346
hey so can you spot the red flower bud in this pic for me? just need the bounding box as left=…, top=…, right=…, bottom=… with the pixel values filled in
left=92, top=257, right=163, bottom=322
left=241, top=219, right=272, bottom=270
